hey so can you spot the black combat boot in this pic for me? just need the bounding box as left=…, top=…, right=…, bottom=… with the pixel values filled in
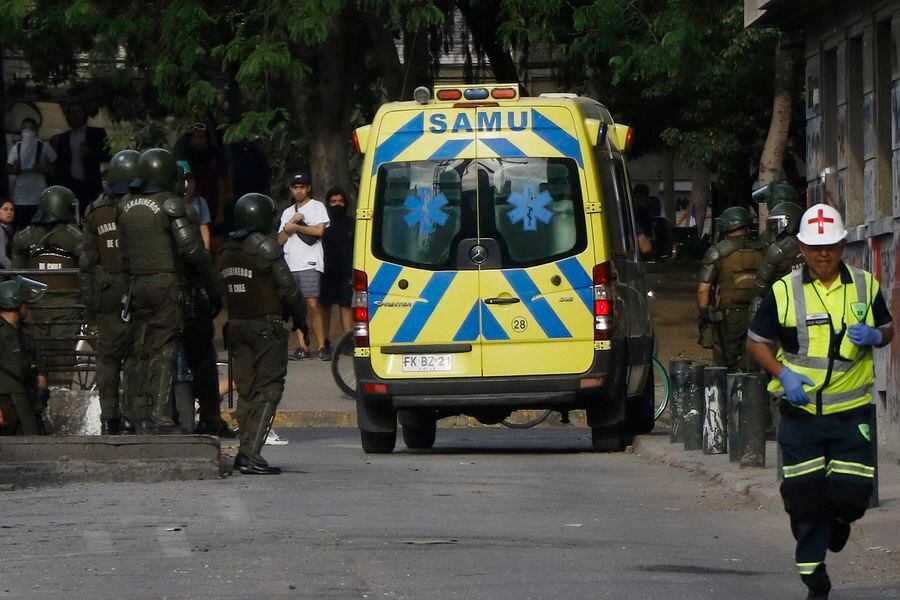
left=233, top=452, right=281, bottom=475
left=801, top=564, right=831, bottom=599
left=100, top=418, right=121, bottom=435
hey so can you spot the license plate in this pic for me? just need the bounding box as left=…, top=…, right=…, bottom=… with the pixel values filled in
left=401, top=354, right=453, bottom=372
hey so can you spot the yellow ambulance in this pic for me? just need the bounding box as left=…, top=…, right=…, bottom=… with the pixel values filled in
left=350, top=84, right=655, bottom=453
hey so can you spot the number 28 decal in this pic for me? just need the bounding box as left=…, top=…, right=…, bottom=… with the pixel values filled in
left=511, top=316, right=528, bottom=333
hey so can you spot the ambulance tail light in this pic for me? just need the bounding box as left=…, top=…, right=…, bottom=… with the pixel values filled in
left=352, top=269, right=369, bottom=347
left=436, top=89, right=462, bottom=101
left=593, top=262, right=613, bottom=342
left=624, top=127, right=635, bottom=152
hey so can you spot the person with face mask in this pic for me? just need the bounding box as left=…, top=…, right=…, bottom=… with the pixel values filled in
left=6, top=118, right=57, bottom=227
left=319, top=186, right=354, bottom=354
left=0, top=199, right=15, bottom=269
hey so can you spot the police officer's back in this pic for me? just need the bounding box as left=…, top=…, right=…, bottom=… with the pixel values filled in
left=697, top=206, right=764, bottom=371
left=0, top=277, right=47, bottom=435
left=80, top=149, right=140, bottom=435
left=751, top=201, right=804, bottom=313
left=117, top=148, right=222, bottom=433
left=219, top=193, right=306, bottom=474
left=12, top=186, right=83, bottom=383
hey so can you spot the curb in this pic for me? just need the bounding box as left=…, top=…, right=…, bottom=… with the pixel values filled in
left=632, top=435, right=783, bottom=512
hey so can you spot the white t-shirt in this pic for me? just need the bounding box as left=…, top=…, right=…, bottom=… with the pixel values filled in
left=279, top=199, right=330, bottom=273
left=6, top=136, right=57, bottom=206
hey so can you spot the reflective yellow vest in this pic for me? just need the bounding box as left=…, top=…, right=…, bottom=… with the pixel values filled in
left=767, top=265, right=878, bottom=415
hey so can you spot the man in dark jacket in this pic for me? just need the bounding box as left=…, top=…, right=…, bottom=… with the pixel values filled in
left=51, top=101, right=110, bottom=215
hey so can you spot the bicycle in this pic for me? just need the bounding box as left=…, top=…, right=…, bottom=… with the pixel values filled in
left=330, top=331, right=357, bottom=398
left=652, top=356, right=669, bottom=421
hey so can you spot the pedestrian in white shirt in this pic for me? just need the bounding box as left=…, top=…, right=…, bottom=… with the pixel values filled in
left=278, top=172, right=330, bottom=360
left=6, top=118, right=56, bottom=227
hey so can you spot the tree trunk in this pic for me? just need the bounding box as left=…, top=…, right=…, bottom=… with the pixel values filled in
left=454, top=0, right=522, bottom=85
left=758, top=36, right=801, bottom=186
left=690, top=164, right=712, bottom=235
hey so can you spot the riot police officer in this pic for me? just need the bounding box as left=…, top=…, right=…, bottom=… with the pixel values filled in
left=117, top=148, right=223, bottom=434
left=11, top=186, right=83, bottom=385
left=219, top=193, right=306, bottom=474
left=0, top=276, right=48, bottom=435
left=697, top=206, right=765, bottom=371
left=749, top=201, right=804, bottom=319
left=80, top=149, right=141, bottom=435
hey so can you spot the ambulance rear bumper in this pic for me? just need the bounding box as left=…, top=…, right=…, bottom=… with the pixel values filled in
left=354, top=349, right=616, bottom=408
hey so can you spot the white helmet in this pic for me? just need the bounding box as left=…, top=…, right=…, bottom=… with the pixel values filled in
left=796, top=203, right=847, bottom=245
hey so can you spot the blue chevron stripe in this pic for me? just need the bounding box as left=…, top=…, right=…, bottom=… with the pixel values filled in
left=392, top=272, right=457, bottom=343
left=502, top=270, right=571, bottom=339
left=556, top=257, right=593, bottom=313
left=371, top=112, right=425, bottom=175
left=481, top=137, right=527, bottom=158
left=430, top=139, right=473, bottom=160
left=368, top=262, right=403, bottom=320
left=531, top=109, right=583, bottom=168
left=453, top=300, right=480, bottom=342
left=480, top=301, right=510, bottom=340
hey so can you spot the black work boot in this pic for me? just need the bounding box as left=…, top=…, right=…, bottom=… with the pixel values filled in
left=828, top=519, right=851, bottom=553
left=233, top=452, right=281, bottom=475
left=802, top=564, right=831, bottom=599
left=100, top=418, right=121, bottom=435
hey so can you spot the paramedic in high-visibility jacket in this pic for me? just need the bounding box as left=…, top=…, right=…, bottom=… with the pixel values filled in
left=747, top=203, right=893, bottom=600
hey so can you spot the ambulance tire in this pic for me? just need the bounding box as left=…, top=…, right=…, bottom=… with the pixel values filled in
left=360, top=428, right=397, bottom=454
left=399, top=410, right=437, bottom=449
left=591, top=425, right=625, bottom=452
left=626, top=367, right=656, bottom=434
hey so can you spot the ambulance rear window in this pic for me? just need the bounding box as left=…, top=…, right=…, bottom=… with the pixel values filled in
left=372, top=160, right=475, bottom=269
left=482, top=157, right=587, bottom=267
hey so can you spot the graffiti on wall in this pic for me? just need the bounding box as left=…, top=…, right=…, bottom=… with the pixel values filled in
left=864, top=161, right=876, bottom=222
left=807, top=116, right=823, bottom=182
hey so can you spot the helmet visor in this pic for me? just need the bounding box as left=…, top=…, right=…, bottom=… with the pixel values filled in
left=16, top=276, right=48, bottom=305
left=767, top=215, right=789, bottom=237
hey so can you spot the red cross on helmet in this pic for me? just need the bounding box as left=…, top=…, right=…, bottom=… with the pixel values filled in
left=796, top=203, right=847, bottom=245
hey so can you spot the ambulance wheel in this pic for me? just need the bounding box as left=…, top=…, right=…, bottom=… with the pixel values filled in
left=360, top=428, right=396, bottom=454
left=591, top=426, right=624, bottom=452
left=399, top=410, right=437, bottom=450
left=626, top=367, right=656, bottom=434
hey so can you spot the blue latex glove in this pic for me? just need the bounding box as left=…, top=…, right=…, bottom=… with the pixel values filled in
left=848, top=323, right=882, bottom=347
left=778, top=367, right=814, bottom=406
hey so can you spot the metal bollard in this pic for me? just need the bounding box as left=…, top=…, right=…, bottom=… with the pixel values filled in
left=739, top=373, right=767, bottom=468
left=703, top=367, right=728, bottom=455
left=727, top=373, right=743, bottom=463
left=668, top=359, right=692, bottom=443
left=682, top=365, right=705, bottom=451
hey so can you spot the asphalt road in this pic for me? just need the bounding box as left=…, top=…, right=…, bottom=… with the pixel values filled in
left=2, top=428, right=898, bottom=600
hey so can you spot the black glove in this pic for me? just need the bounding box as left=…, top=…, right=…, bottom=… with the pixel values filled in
left=209, top=296, right=224, bottom=320
left=291, top=304, right=309, bottom=337
left=698, top=309, right=711, bottom=329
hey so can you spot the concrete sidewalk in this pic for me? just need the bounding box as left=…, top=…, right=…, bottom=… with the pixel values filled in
left=633, top=433, right=900, bottom=561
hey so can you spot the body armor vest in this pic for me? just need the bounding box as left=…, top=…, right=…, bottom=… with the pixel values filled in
left=89, top=199, right=124, bottom=275
left=118, top=193, right=177, bottom=274
left=219, top=239, right=282, bottom=319
left=716, top=238, right=764, bottom=308
left=771, top=236, right=804, bottom=280
left=26, top=226, right=79, bottom=290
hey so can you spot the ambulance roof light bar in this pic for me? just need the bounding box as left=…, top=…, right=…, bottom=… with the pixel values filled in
left=434, top=84, right=520, bottom=103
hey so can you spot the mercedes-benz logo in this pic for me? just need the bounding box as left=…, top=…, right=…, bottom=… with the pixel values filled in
left=470, top=244, right=488, bottom=264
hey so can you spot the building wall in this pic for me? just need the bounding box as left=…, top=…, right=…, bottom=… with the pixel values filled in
left=802, top=0, right=900, bottom=460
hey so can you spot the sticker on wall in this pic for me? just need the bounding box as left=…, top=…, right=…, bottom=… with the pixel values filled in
left=404, top=188, right=449, bottom=236
left=507, top=183, right=553, bottom=231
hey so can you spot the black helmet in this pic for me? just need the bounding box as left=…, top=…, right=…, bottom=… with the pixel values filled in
left=716, top=206, right=754, bottom=234
left=0, top=276, right=47, bottom=310
left=231, top=193, right=276, bottom=238
left=107, top=149, right=141, bottom=196
left=131, top=148, right=178, bottom=194
left=31, top=186, right=76, bottom=225
left=767, top=201, right=804, bottom=238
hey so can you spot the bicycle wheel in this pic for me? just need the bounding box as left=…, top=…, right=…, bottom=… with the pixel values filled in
left=502, top=410, right=553, bottom=429
left=330, top=331, right=357, bottom=398
left=652, top=357, right=669, bottom=421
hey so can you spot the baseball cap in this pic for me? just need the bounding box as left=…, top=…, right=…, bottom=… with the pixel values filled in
left=291, top=172, right=312, bottom=187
